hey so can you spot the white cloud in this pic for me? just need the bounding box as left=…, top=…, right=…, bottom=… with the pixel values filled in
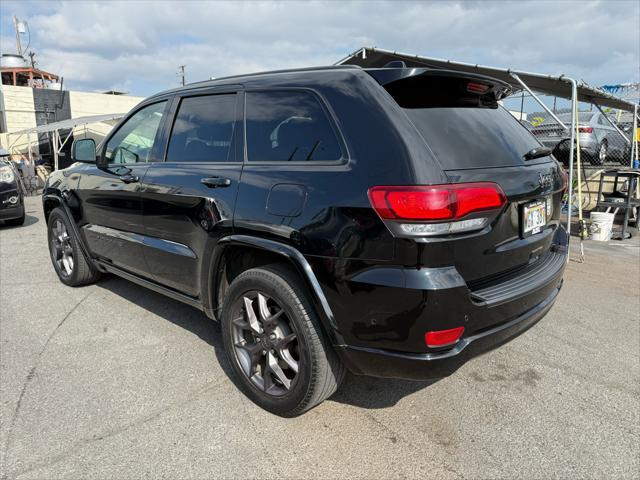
left=0, top=0, right=637, bottom=96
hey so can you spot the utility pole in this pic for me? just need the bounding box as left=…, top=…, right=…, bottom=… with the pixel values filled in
left=178, top=65, right=186, bottom=86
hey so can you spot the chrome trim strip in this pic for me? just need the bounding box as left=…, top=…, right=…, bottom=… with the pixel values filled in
left=83, top=224, right=196, bottom=258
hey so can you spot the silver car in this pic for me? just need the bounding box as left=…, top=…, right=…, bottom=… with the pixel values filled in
left=531, top=112, right=628, bottom=165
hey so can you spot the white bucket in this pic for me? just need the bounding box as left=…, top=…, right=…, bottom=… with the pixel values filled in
left=589, top=212, right=615, bottom=241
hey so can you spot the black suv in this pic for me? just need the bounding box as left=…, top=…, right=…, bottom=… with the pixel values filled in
left=43, top=65, right=567, bottom=416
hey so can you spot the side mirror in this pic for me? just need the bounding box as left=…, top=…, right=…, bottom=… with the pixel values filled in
left=72, top=138, right=97, bottom=163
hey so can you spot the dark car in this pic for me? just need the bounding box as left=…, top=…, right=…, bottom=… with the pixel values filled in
left=42, top=65, right=568, bottom=416
left=0, top=149, right=26, bottom=226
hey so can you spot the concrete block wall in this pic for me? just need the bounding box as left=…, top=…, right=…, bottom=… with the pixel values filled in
left=0, top=85, right=39, bottom=155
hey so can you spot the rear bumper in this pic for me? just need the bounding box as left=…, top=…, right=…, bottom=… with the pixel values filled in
left=329, top=226, right=568, bottom=380
left=544, top=137, right=598, bottom=155
left=337, top=282, right=561, bottom=380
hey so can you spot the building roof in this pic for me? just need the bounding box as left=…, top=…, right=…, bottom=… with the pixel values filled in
left=336, top=47, right=637, bottom=111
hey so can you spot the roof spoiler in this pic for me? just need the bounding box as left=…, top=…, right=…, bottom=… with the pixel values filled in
left=366, top=67, right=513, bottom=102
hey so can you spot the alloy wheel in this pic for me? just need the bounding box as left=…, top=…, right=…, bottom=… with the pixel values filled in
left=50, top=219, right=74, bottom=277
left=231, top=291, right=300, bottom=396
left=599, top=142, right=607, bottom=163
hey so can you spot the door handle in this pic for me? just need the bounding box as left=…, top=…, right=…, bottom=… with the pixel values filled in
left=201, top=176, right=231, bottom=188
left=119, top=174, right=139, bottom=184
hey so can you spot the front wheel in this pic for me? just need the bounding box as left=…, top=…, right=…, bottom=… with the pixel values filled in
left=220, top=264, right=345, bottom=417
left=47, top=207, right=101, bottom=286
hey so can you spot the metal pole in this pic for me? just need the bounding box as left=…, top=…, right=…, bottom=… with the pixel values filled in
left=511, top=74, right=569, bottom=130
left=631, top=104, right=638, bottom=168
left=594, top=104, right=631, bottom=145
left=53, top=130, right=59, bottom=171
left=13, top=16, right=23, bottom=56
left=565, top=77, right=578, bottom=258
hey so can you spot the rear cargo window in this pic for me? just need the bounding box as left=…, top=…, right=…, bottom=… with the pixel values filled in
left=404, top=106, right=542, bottom=169
left=385, top=74, right=543, bottom=169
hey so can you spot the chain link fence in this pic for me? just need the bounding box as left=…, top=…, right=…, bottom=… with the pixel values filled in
left=503, top=93, right=636, bottom=168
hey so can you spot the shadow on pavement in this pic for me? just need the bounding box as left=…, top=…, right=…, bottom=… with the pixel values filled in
left=330, top=374, right=438, bottom=410
left=96, top=275, right=234, bottom=378
left=96, top=275, right=437, bottom=410
left=0, top=214, right=39, bottom=228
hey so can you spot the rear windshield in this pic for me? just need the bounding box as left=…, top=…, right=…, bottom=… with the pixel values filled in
left=405, top=106, right=542, bottom=169
left=387, top=73, right=544, bottom=169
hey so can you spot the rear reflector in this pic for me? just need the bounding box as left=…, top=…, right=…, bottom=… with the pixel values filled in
left=578, top=126, right=593, bottom=133
left=425, top=327, right=465, bottom=348
left=368, top=183, right=506, bottom=221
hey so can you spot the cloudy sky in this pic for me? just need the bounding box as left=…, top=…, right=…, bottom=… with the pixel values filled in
left=1, top=0, right=638, bottom=97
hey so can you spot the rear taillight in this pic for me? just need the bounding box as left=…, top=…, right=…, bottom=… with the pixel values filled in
left=578, top=126, right=593, bottom=133
left=368, top=183, right=506, bottom=237
left=425, top=327, right=465, bottom=348
left=368, top=183, right=505, bottom=221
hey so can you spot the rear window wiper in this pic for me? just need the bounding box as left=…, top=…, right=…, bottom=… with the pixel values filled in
left=523, top=147, right=551, bottom=161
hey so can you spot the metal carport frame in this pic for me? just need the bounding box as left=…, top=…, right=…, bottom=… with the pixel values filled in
left=6, top=113, right=125, bottom=171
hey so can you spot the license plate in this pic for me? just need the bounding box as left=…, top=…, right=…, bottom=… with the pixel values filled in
left=522, top=200, right=546, bottom=236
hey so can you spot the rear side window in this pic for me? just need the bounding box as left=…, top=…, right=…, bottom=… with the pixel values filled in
left=385, top=75, right=543, bottom=169
left=245, top=91, right=342, bottom=162
left=167, top=94, right=237, bottom=163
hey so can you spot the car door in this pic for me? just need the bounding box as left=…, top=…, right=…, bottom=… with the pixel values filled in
left=76, top=100, right=169, bottom=277
left=141, top=90, right=243, bottom=297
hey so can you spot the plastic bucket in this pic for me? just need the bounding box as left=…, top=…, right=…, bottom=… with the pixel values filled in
left=589, top=212, right=615, bottom=241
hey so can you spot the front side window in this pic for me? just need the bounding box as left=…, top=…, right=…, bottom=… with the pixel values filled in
left=246, top=91, right=342, bottom=162
left=104, top=101, right=167, bottom=164
left=166, top=94, right=238, bottom=163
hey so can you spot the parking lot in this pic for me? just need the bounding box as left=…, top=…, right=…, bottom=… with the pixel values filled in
left=1, top=196, right=638, bottom=479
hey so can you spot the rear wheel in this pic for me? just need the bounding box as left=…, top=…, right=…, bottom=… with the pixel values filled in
left=597, top=140, right=608, bottom=165
left=220, top=264, right=345, bottom=417
left=47, top=207, right=101, bottom=286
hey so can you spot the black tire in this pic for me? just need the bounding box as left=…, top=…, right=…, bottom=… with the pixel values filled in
left=47, top=207, right=101, bottom=286
left=4, top=206, right=25, bottom=226
left=220, top=264, right=345, bottom=417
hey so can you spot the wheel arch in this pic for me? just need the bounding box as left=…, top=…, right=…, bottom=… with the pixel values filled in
left=42, top=192, right=96, bottom=268
left=204, top=235, right=344, bottom=346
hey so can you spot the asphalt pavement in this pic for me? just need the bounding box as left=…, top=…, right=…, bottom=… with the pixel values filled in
left=1, top=196, right=638, bottom=479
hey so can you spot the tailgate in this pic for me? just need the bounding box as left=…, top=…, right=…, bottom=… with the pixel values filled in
left=444, top=162, right=564, bottom=282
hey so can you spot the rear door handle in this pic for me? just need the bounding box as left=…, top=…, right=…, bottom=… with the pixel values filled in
left=201, top=176, right=231, bottom=188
